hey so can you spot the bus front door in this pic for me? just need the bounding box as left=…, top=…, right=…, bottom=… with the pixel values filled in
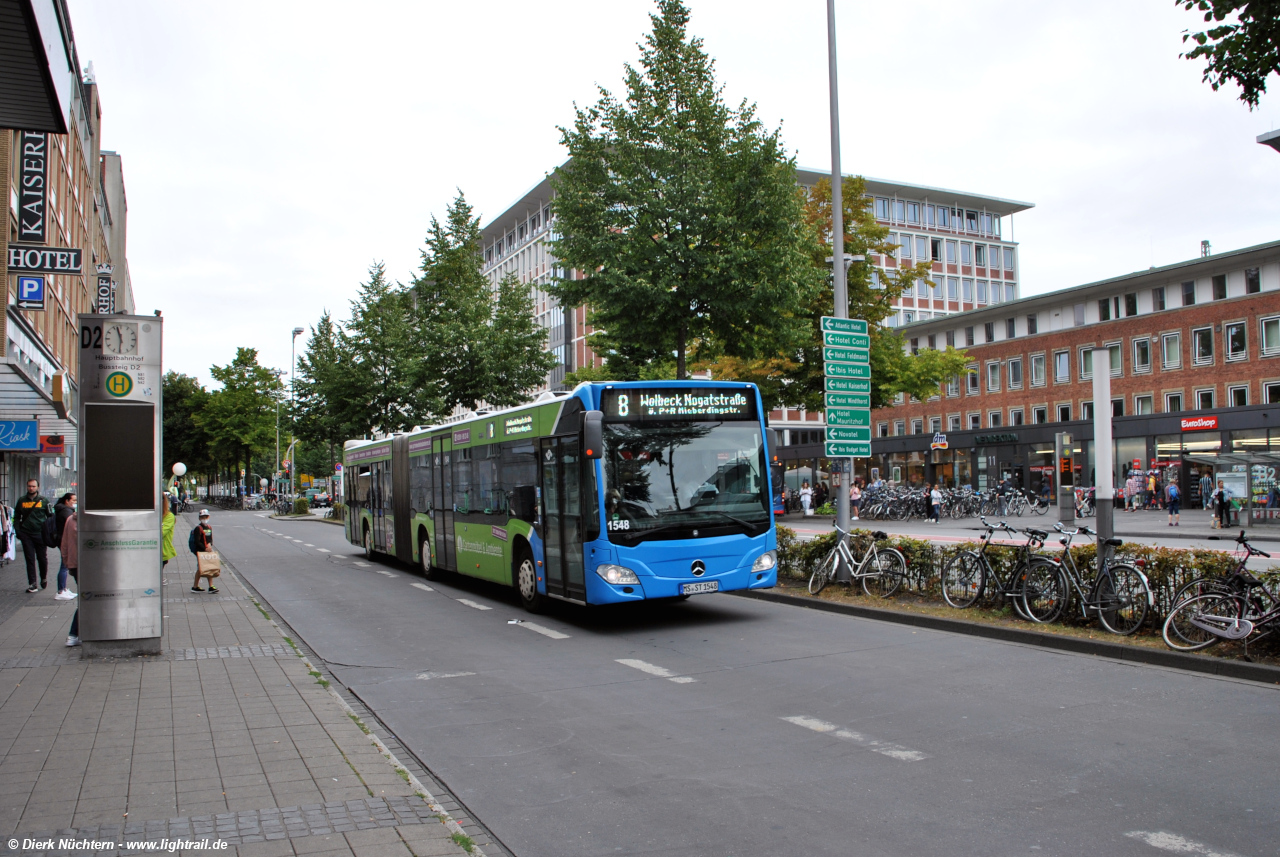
left=540, top=436, right=586, bottom=601
left=371, top=464, right=388, bottom=551
left=433, top=438, right=455, bottom=571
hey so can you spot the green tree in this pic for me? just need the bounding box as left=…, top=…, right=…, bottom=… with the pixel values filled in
left=342, top=262, right=425, bottom=434
left=293, top=311, right=358, bottom=470
left=162, top=371, right=210, bottom=476
left=197, top=348, right=283, bottom=490
left=484, top=273, right=558, bottom=406
left=549, top=0, right=821, bottom=379
left=1178, top=1, right=1280, bottom=107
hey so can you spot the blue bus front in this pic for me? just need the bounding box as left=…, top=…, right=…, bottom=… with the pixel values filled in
left=571, top=382, right=778, bottom=604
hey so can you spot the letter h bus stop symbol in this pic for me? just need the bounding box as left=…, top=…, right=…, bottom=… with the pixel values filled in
left=17, top=276, right=45, bottom=310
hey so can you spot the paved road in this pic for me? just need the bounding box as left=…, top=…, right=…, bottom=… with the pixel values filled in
left=209, top=510, right=1278, bottom=857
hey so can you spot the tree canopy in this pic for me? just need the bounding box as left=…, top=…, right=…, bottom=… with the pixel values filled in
left=1179, top=0, right=1280, bottom=107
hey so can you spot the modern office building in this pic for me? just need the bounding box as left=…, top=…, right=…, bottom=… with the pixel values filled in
left=773, top=239, right=1280, bottom=513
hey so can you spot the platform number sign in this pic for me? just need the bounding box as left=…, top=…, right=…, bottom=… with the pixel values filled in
left=16, top=276, right=45, bottom=310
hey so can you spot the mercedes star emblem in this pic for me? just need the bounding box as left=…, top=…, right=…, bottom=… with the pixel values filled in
left=691, top=560, right=706, bottom=576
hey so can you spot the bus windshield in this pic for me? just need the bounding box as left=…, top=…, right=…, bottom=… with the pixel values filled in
left=600, top=421, right=770, bottom=543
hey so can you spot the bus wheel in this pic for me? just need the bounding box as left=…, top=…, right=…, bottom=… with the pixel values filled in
left=515, top=547, right=545, bottom=614
left=419, top=531, right=437, bottom=580
left=363, top=524, right=373, bottom=560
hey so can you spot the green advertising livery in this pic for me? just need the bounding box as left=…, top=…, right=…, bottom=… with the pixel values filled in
left=343, top=382, right=779, bottom=611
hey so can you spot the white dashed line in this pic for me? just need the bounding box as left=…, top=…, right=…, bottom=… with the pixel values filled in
left=375, top=570, right=397, bottom=578
left=316, top=548, right=330, bottom=553
left=353, top=562, right=370, bottom=568
left=781, top=716, right=928, bottom=762
left=304, top=543, right=314, bottom=547
left=456, top=598, right=492, bottom=611
left=410, top=583, right=434, bottom=592
left=415, top=671, right=475, bottom=681
left=291, top=539, right=303, bottom=542
left=1125, top=831, right=1245, bottom=857
left=511, top=620, right=569, bottom=639
left=616, top=658, right=695, bottom=683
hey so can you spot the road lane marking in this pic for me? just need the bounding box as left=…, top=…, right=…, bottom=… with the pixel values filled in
left=782, top=716, right=928, bottom=762
left=375, top=570, right=398, bottom=578
left=291, top=539, right=303, bottom=542
left=317, top=548, right=330, bottom=553
left=304, top=543, right=315, bottom=547
left=616, top=658, right=696, bottom=683
left=410, top=583, right=434, bottom=592
left=510, top=619, right=569, bottom=639
left=416, top=671, right=475, bottom=681
left=457, top=599, right=492, bottom=611
left=353, top=562, right=370, bottom=567
left=1125, top=831, right=1245, bottom=857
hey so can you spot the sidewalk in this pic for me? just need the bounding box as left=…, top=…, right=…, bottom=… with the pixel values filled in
left=0, top=517, right=475, bottom=857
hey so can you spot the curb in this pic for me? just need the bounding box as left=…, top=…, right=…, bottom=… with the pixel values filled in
left=731, top=589, right=1280, bottom=686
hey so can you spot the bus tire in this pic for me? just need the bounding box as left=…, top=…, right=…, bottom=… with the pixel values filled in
left=362, top=523, right=373, bottom=560
left=419, top=529, right=437, bottom=580
left=514, top=545, right=545, bottom=614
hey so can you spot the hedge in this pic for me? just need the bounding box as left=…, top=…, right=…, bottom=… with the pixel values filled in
left=775, top=524, right=1279, bottom=622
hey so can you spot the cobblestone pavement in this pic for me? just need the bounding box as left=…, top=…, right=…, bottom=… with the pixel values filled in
left=0, top=520, right=476, bottom=856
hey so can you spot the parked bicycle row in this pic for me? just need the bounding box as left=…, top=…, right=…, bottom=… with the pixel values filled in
left=851, top=485, right=1050, bottom=521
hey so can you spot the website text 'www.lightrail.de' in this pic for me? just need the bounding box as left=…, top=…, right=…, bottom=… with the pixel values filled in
left=12, top=838, right=229, bottom=852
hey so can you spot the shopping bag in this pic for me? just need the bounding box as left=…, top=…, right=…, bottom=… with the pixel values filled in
left=196, top=551, right=222, bottom=578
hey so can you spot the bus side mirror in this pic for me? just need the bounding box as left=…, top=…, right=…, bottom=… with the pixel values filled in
left=583, top=410, right=604, bottom=459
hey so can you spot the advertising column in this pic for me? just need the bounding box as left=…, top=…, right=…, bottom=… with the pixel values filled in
left=77, top=314, right=163, bottom=656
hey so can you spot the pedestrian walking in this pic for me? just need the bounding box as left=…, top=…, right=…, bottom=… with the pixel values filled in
left=14, top=478, right=52, bottom=593
left=161, top=490, right=176, bottom=571
left=849, top=480, right=861, bottom=521
left=800, top=481, right=813, bottom=516
left=930, top=483, right=942, bottom=523
left=190, top=510, right=218, bottom=593
left=54, top=492, right=77, bottom=600
left=1213, top=480, right=1233, bottom=530
left=64, top=508, right=80, bottom=647
left=1166, top=481, right=1181, bottom=526
left=1199, top=470, right=1214, bottom=512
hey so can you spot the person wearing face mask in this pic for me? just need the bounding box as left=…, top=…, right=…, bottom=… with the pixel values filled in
left=53, top=493, right=78, bottom=600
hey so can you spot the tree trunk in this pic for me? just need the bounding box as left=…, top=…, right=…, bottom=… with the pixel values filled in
left=676, top=322, right=687, bottom=380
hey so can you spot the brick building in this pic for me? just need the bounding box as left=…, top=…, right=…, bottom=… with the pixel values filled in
left=836, top=239, right=1280, bottom=510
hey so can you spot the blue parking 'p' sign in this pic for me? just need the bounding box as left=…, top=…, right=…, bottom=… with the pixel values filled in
left=17, top=275, right=45, bottom=310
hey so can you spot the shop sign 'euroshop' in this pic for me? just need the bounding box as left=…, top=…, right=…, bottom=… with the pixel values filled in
left=18, top=132, right=46, bottom=243
left=1180, top=415, right=1218, bottom=431
left=8, top=244, right=83, bottom=274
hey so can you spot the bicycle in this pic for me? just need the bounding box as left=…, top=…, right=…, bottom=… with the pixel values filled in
left=1162, top=531, right=1276, bottom=652
left=808, top=525, right=909, bottom=598
left=1020, top=523, right=1152, bottom=634
left=940, top=517, right=1052, bottom=618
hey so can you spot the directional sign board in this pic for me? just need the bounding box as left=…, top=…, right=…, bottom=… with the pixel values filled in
left=825, top=377, right=871, bottom=394
left=821, top=317, right=868, bottom=334
left=822, top=330, right=870, bottom=350
left=825, top=407, right=871, bottom=427
left=826, top=426, right=871, bottom=442
left=825, top=441, right=871, bottom=457
left=822, top=345, right=869, bottom=365
left=824, top=362, right=871, bottom=379
left=825, top=392, right=870, bottom=409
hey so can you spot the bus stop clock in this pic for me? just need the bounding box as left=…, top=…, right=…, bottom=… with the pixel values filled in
left=103, top=322, right=138, bottom=355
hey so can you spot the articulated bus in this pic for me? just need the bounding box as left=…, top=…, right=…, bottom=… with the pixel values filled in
left=342, top=381, right=778, bottom=611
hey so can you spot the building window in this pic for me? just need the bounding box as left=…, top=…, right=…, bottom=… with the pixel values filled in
left=1196, top=388, right=1215, bottom=410
left=1054, top=350, right=1070, bottom=383
left=1098, top=298, right=1111, bottom=322
left=1112, top=399, right=1124, bottom=417
left=1124, top=293, right=1138, bottom=316
left=1027, top=314, right=1038, bottom=335
left=903, top=311, right=914, bottom=324
left=1226, top=322, right=1247, bottom=361
left=988, top=411, right=1002, bottom=428
left=947, top=375, right=960, bottom=397
left=931, top=238, right=942, bottom=261
left=977, top=280, right=988, bottom=304
left=1033, top=406, right=1047, bottom=424
left=1081, top=402, right=1094, bottom=420
left=967, top=210, right=979, bottom=232
left=900, top=235, right=912, bottom=259
left=975, top=244, right=986, bottom=267
left=1010, top=408, right=1025, bottom=426
left=894, top=420, right=906, bottom=436
left=1212, top=274, right=1227, bottom=300
left=967, top=365, right=979, bottom=394
left=1192, top=327, right=1214, bottom=365
left=963, top=278, right=974, bottom=301
left=1182, top=280, right=1196, bottom=306
left=1134, top=338, right=1151, bottom=373
left=968, top=413, right=981, bottom=429
left=1266, top=383, right=1280, bottom=404
left=945, top=330, right=955, bottom=348
left=1228, top=385, right=1248, bottom=407
left=1135, top=395, right=1153, bottom=415
left=1153, top=286, right=1166, bottom=311
left=984, top=322, right=995, bottom=343
left=1108, top=342, right=1122, bottom=376
left=1030, top=354, right=1046, bottom=386
left=945, top=240, right=957, bottom=264
left=1165, top=392, right=1183, bottom=412
left=1008, top=357, right=1023, bottom=389
left=961, top=243, right=972, bottom=265
left=1004, top=248, right=1016, bottom=272
left=938, top=207, right=950, bottom=228
left=947, top=278, right=958, bottom=300
left=1057, top=404, right=1072, bottom=422
left=930, top=417, right=942, bottom=433
left=965, top=326, right=975, bottom=347
left=1261, top=316, right=1280, bottom=356
left=948, top=414, right=961, bottom=431
left=927, top=334, right=936, bottom=350
left=1006, top=318, right=1016, bottom=338
left=907, top=202, right=920, bottom=224
left=1246, top=267, right=1261, bottom=294
left=875, top=198, right=890, bottom=219
left=1079, top=348, right=1093, bottom=380
left=912, top=418, right=923, bottom=435
left=1162, top=332, right=1182, bottom=369
left=878, top=422, right=889, bottom=438
left=987, top=361, right=1001, bottom=392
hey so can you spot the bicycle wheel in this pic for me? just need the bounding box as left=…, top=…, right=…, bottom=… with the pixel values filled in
left=1020, top=559, right=1067, bottom=624
left=941, top=551, right=985, bottom=608
left=1162, top=593, right=1239, bottom=652
left=809, top=549, right=837, bottom=596
left=1096, top=565, right=1150, bottom=635
left=862, top=548, right=906, bottom=598
left=1032, top=498, right=1048, bottom=516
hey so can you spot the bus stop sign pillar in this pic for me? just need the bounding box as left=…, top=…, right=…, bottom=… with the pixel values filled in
left=1092, top=347, right=1115, bottom=561
left=1055, top=432, right=1074, bottom=525
left=77, top=314, right=163, bottom=657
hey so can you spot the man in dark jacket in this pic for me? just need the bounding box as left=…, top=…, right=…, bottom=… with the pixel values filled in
left=14, top=479, right=51, bottom=593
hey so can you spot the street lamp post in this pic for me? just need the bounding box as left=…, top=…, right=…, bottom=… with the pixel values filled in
left=290, top=327, right=304, bottom=497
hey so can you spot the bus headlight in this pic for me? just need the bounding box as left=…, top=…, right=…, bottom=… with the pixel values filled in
left=752, top=550, right=777, bottom=572
left=596, top=564, right=640, bottom=585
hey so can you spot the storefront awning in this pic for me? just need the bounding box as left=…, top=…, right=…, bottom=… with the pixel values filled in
left=1184, top=453, right=1280, bottom=468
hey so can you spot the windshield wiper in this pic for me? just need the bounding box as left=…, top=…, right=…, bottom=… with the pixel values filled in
left=694, top=510, right=758, bottom=530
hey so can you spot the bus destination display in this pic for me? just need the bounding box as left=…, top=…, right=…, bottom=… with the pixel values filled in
left=602, top=388, right=755, bottom=421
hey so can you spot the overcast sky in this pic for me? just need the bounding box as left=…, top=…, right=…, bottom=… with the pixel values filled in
left=66, top=0, right=1280, bottom=387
